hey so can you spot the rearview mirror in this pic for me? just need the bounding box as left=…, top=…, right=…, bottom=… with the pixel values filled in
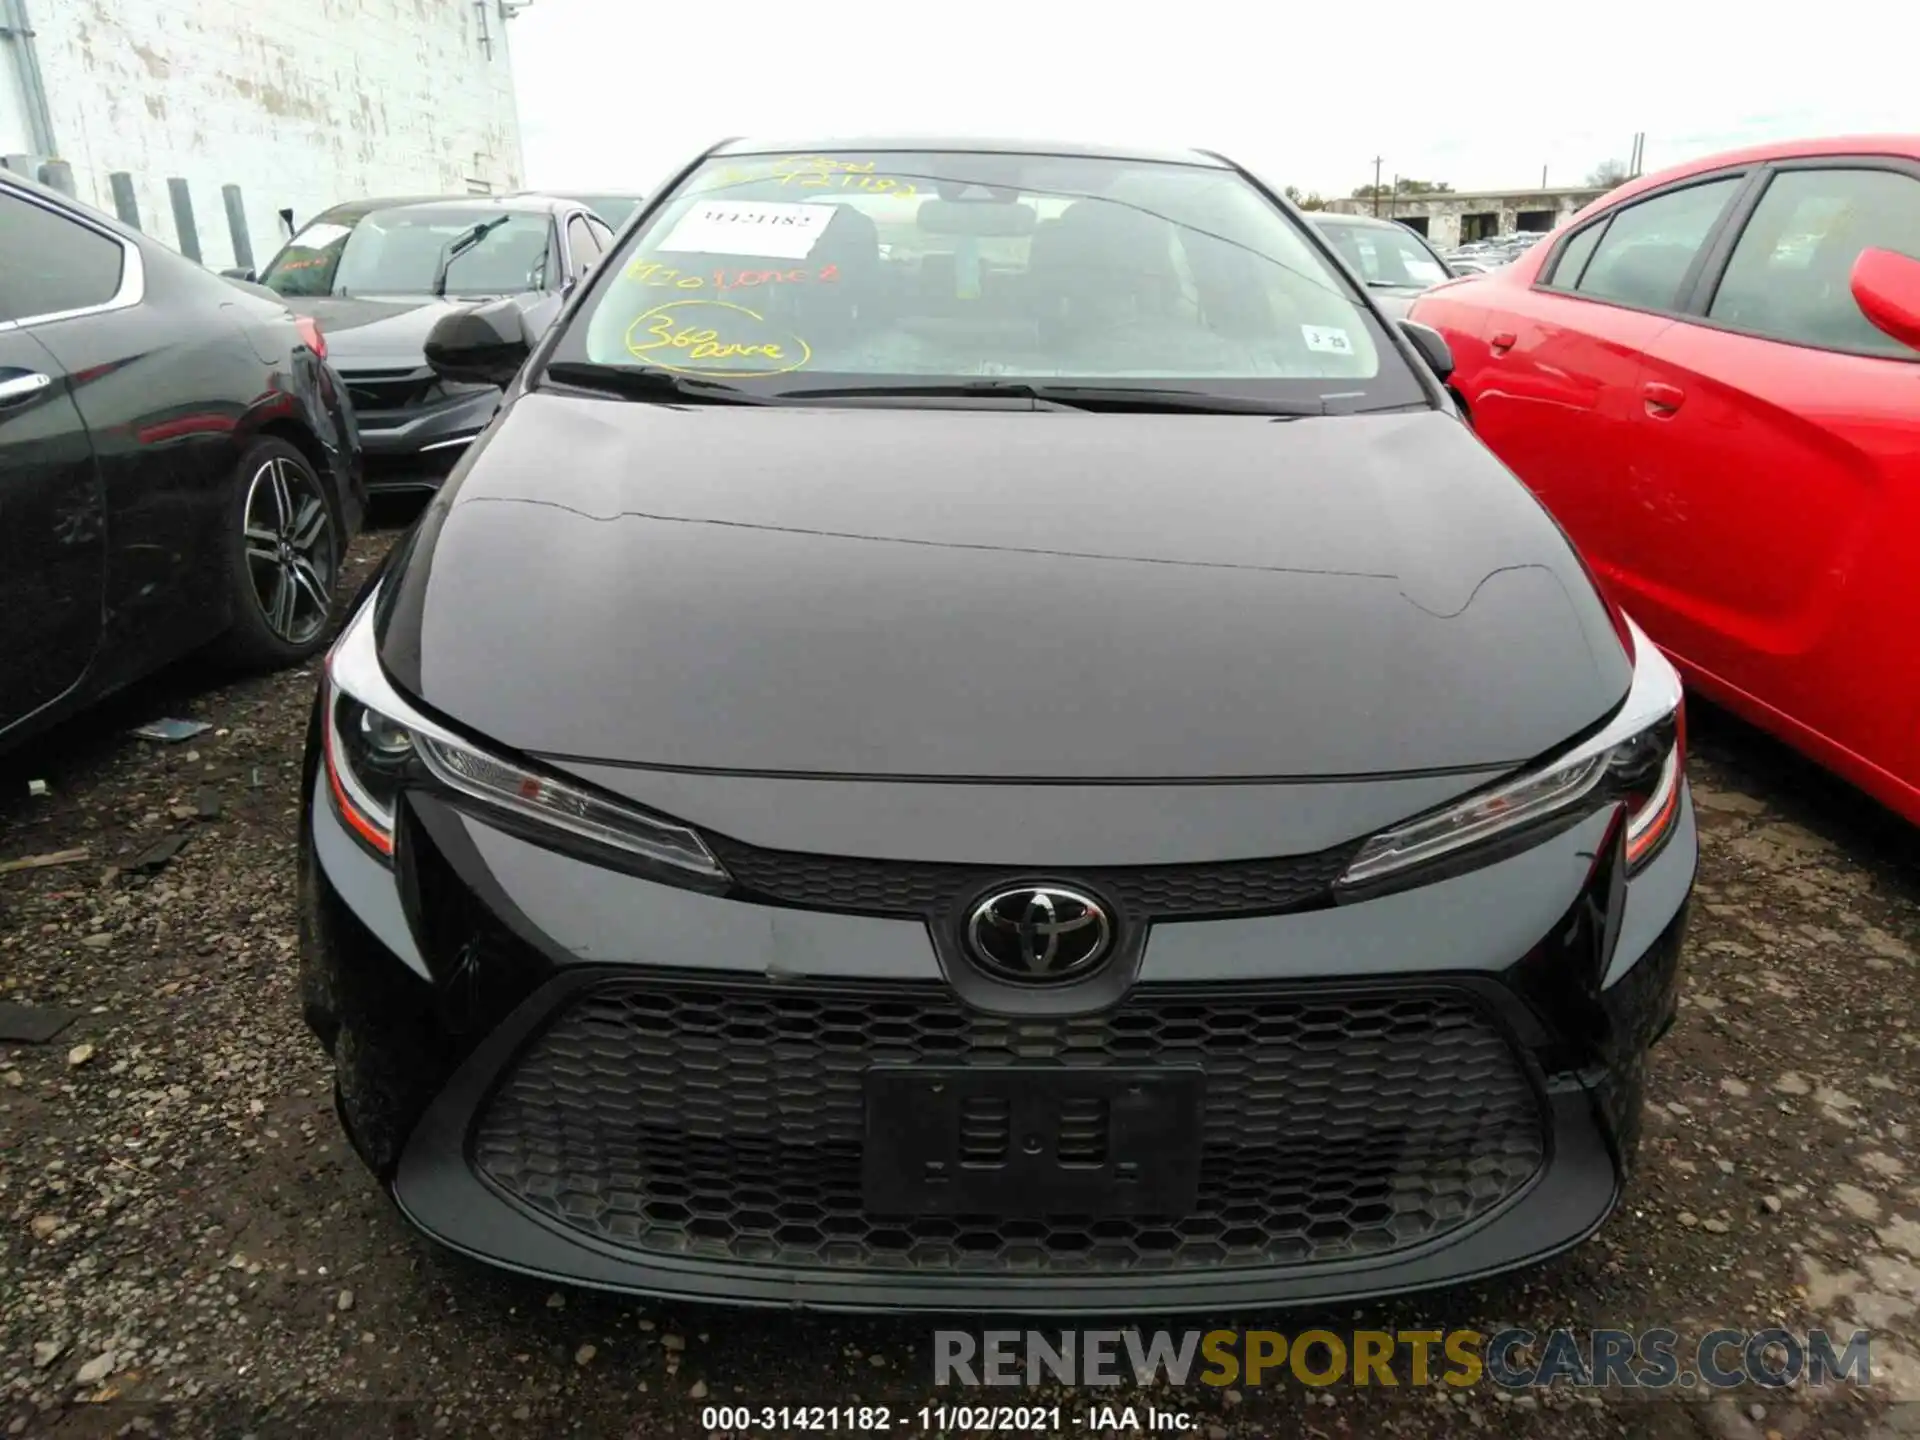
left=424, top=298, right=532, bottom=388
left=1398, top=319, right=1454, bottom=382
left=1851, top=246, right=1920, bottom=353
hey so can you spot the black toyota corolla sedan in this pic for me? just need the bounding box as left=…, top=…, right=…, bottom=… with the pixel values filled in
left=300, top=138, right=1695, bottom=1313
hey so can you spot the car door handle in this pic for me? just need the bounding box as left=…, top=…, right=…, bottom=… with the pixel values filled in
left=0, top=372, right=52, bottom=407
left=1489, top=331, right=1517, bottom=355
left=1642, top=381, right=1686, bottom=416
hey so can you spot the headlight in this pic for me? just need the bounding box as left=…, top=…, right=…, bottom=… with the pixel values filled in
left=320, top=592, right=727, bottom=883
left=1339, top=616, right=1685, bottom=892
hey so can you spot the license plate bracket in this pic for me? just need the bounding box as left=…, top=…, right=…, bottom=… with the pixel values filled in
left=862, top=1065, right=1204, bottom=1217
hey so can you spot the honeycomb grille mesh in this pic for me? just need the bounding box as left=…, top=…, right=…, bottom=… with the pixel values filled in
left=472, top=978, right=1546, bottom=1275
left=705, top=838, right=1356, bottom=919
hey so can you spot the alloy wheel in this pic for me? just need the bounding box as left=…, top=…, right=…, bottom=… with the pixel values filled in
left=243, top=455, right=335, bottom=646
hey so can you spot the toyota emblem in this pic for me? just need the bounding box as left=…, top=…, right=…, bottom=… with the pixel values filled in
left=966, top=886, right=1114, bottom=982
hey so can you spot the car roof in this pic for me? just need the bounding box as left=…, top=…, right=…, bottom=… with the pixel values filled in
left=0, top=166, right=151, bottom=247
left=1589, top=134, right=1920, bottom=210
left=710, top=135, right=1230, bottom=168
left=313, top=193, right=575, bottom=224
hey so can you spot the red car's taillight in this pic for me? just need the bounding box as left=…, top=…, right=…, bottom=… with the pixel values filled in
left=296, top=314, right=327, bottom=360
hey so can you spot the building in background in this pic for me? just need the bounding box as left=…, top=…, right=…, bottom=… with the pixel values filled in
left=0, top=0, right=525, bottom=271
left=1323, top=184, right=1608, bottom=249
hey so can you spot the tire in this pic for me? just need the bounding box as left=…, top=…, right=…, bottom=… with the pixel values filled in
left=214, top=437, right=343, bottom=668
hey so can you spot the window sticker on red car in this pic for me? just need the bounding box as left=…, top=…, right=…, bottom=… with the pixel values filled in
left=1302, top=324, right=1355, bottom=356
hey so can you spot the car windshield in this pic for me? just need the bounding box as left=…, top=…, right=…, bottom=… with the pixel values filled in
left=259, top=207, right=553, bottom=298
left=553, top=149, right=1425, bottom=408
left=1315, top=220, right=1449, bottom=289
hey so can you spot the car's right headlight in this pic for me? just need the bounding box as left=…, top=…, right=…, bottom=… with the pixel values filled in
left=319, top=590, right=728, bottom=885
left=1338, top=616, right=1685, bottom=894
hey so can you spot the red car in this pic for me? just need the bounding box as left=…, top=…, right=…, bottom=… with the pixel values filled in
left=1412, top=135, right=1920, bottom=824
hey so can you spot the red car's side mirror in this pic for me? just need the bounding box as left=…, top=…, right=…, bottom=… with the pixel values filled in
left=1850, top=246, right=1920, bottom=353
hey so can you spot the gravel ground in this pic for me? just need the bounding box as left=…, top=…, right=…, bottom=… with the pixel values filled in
left=4, top=512, right=1920, bottom=1439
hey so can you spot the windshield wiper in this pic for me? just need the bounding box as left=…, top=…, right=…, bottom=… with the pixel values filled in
left=431, top=217, right=511, bottom=297
left=540, top=361, right=768, bottom=405
left=777, top=380, right=1327, bottom=416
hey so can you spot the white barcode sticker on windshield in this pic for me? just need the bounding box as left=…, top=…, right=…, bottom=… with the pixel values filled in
left=657, top=201, right=834, bottom=259
left=1301, top=324, right=1355, bottom=356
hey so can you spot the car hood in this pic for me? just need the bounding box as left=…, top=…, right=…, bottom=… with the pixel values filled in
left=378, top=395, right=1630, bottom=780
left=292, top=295, right=530, bottom=369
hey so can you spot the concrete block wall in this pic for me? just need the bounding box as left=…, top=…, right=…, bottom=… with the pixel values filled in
left=31, top=0, right=524, bottom=269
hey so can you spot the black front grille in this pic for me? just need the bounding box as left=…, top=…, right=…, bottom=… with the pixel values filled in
left=706, top=836, right=1357, bottom=920
left=472, top=978, right=1546, bottom=1275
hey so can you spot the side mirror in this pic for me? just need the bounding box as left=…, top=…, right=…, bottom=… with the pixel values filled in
left=222, top=267, right=257, bottom=283
left=1851, top=247, right=1920, bottom=353
left=1398, top=319, right=1455, bottom=382
left=424, top=298, right=532, bottom=388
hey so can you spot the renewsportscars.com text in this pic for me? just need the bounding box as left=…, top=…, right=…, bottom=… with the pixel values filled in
left=934, top=1328, right=1872, bottom=1390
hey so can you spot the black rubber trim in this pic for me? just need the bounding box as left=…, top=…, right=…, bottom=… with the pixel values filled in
left=391, top=970, right=1614, bottom=1315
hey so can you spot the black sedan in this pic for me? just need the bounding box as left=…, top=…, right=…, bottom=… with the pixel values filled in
left=243, top=194, right=616, bottom=486
left=0, top=169, right=363, bottom=750
left=301, top=138, right=1695, bottom=1313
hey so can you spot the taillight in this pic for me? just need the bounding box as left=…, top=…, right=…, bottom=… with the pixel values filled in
left=296, top=314, right=327, bottom=360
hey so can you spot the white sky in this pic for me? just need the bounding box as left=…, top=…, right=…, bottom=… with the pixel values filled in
left=508, top=0, right=1914, bottom=200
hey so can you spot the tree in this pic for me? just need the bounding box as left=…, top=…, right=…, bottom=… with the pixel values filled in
left=1350, top=178, right=1453, bottom=199
left=1283, top=185, right=1330, bottom=211
left=1586, top=158, right=1632, bottom=188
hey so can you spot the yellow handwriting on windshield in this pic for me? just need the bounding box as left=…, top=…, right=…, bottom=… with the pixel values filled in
left=688, top=157, right=920, bottom=198
left=624, top=259, right=707, bottom=287
left=771, top=156, right=918, bottom=198
left=625, top=299, right=812, bottom=378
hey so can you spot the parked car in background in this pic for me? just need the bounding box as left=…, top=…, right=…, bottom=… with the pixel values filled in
left=538, top=191, right=647, bottom=229
left=240, top=195, right=615, bottom=487
left=1447, top=243, right=1511, bottom=269
left=0, top=169, right=364, bottom=750
left=1307, top=212, right=1456, bottom=315
left=302, top=135, right=1694, bottom=1313
left=1413, top=134, right=1920, bottom=824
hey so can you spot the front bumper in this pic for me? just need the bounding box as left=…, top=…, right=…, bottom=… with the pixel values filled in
left=336, top=375, right=500, bottom=475
left=300, top=744, right=1694, bottom=1313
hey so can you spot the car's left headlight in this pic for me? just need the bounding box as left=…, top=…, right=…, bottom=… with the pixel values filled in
left=319, top=590, right=728, bottom=884
left=1338, top=616, right=1685, bottom=894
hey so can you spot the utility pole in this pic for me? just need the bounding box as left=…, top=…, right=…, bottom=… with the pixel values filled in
left=1371, top=155, right=1384, bottom=216
left=1541, top=164, right=1548, bottom=189
left=1389, top=173, right=1399, bottom=219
